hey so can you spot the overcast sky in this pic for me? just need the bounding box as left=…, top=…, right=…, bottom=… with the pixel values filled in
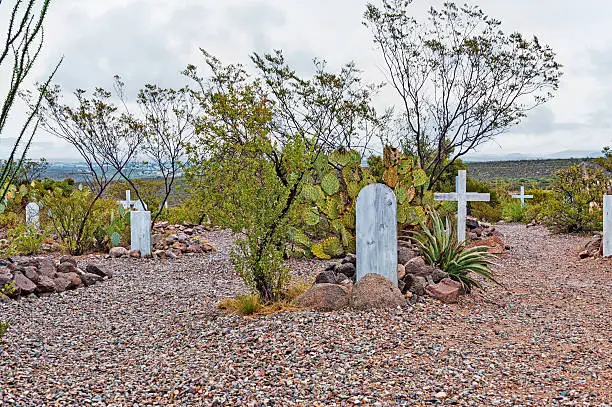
left=1, top=0, right=612, bottom=160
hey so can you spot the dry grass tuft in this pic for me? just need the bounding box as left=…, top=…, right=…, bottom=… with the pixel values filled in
left=217, top=279, right=312, bottom=316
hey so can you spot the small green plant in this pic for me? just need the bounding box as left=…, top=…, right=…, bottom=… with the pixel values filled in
left=501, top=200, right=525, bottom=222
left=411, top=208, right=497, bottom=290
left=2, top=224, right=46, bottom=256
left=540, top=165, right=609, bottom=233
left=0, top=283, right=16, bottom=340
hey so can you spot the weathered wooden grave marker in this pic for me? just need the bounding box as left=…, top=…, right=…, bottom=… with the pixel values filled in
left=25, top=202, right=40, bottom=230
left=118, top=190, right=147, bottom=211
left=512, top=186, right=533, bottom=206
left=434, top=170, right=490, bottom=243
left=603, top=195, right=612, bottom=257
left=130, top=210, right=151, bottom=257
left=356, top=184, right=398, bottom=285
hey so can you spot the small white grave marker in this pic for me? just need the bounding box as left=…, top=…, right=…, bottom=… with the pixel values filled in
left=603, top=195, right=612, bottom=257
left=434, top=170, right=490, bottom=243
left=25, top=202, right=40, bottom=230
left=130, top=211, right=151, bottom=257
left=512, top=186, right=533, bottom=206
left=118, top=190, right=147, bottom=211
left=356, top=184, right=398, bottom=285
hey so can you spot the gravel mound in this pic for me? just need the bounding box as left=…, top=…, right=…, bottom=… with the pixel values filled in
left=1, top=226, right=611, bottom=405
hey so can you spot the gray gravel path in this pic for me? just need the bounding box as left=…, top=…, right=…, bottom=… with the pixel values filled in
left=1, top=225, right=611, bottom=406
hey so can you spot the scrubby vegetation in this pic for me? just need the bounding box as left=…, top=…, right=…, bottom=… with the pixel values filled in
left=411, top=208, right=497, bottom=290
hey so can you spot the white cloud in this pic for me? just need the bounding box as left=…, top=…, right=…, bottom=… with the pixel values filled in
left=2, top=0, right=612, bottom=159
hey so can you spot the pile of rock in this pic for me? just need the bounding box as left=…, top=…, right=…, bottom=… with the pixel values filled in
left=108, top=222, right=215, bottom=259
left=466, top=217, right=506, bottom=254
left=0, top=256, right=112, bottom=300
left=579, top=234, right=602, bottom=259
left=299, top=247, right=464, bottom=311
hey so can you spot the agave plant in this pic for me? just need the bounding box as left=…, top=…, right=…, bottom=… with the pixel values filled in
left=411, top=208, right=498, bottom=290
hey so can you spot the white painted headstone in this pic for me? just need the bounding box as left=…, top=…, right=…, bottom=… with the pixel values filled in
left=118, top=190, right=147, bottom=211
left=434, top=170, right=490, bottom=243
left=356, top=184, right=398, bottom=285
left=603, top=195, right=612, bottom=257
left=130, top=211, right=151, bottom=257
left=512, top=186, right=533, bottom=206
left=25, top=202, right=40, bottom=230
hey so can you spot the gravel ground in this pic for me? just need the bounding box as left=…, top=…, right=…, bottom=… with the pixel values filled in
left=1, top=225, right=611, bottom=406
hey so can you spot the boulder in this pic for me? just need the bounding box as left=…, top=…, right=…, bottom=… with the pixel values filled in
left=296, top=283, right=349, bottom=311
left=85, top=264, right=111, bottom=278
left=57, top=261, right=78, bottom=274
left=404, top=257, right=434, bottom=277
left=397, top=264, right=406, bottom=281
left=466, top=218, right=480, bottom=230
left=79, top=272, right=103, bottom=287
left=341, top=253, right=356, bottom=266
left=58, top=255, right=77, bottom=267
left=36, top=275, right=56, bottom=293
left=426, top=278, right=461, bottom=304
left=201, top=243, right=215, bottom=252
left=404, top=274, right=427, bottom=296
left=129, top=250, right=142, bottom=258
left=468, top=236, right=504, bottom=254
left=0, top=266, right=13, bottom=286
left=398, top=246, right=416, bottom=265
left=431, top=268, right=449, bottom=284
left=315, top=270, right=338, bottom=284
left=37, top=258, right=57, bottom=278
left=23, top=266, right=40, bottom=283
left=53, top=272, right=82, bottom=292
left=109, top=247, right=128, bottom=258
left=13, top=271, right=37, bottom=296
left=350, top=273, right=406, bottom=310
left=336, top=262, right=356, bottom=279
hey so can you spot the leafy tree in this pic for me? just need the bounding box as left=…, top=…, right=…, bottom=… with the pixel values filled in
left=137, top=84, right=199, bottom=224
left=185, top=50, right=383, bottom=301
left=36, top=78, right=143, bottom=253
left=542, top=165, right=609, bottom=233
left=364, top=0, right=562, bottom=188
left=0, top=0, right=60, bottom=207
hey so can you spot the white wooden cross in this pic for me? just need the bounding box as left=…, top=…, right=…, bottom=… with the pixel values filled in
left=512, top=186, right=533, bottom=206
left=434, top=170, right=490, bottom=243
left=117, top=190, right=147, bottom=211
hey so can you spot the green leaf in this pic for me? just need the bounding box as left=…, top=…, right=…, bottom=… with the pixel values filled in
left=321, top=172, right=340, bottom=195
left=413, top=169, right=428, bottom=187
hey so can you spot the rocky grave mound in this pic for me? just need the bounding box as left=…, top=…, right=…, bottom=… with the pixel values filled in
left=108, top=222, right=216, bottom=259
left=0, top=256, right=112, bottom=300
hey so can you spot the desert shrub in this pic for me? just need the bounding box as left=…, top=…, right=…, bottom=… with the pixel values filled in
left=501, top=200, right=525, bottom=222
left=1, top=224, right=46, bottom=256
left=411, top=208, right=497, bottom=290
left=540, top=165, right=609, bottom=233
left=44, top=189, right=123, bottom=254
left=522, top=189, right=553, bottom=222
left=471, top=202, right=502, bottom=222
left=0, top=212, right=20, bottom=229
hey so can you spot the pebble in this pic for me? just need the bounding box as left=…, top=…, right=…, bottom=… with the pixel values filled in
left=0, top=226, right=611, bottom=405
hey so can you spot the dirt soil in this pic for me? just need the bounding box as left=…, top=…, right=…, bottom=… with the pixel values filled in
left=0, top=224, right=611, bottom=406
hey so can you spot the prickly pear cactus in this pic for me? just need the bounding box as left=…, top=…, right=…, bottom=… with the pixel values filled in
left=291, top=146, right=430, bottom=259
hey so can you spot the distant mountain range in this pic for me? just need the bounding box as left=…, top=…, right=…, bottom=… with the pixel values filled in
left=464, top=150, right=602, bottom=162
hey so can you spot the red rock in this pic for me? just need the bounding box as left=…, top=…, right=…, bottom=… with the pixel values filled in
left=350, top=274, right=406, bottom=310
left=579, top=250, right=590, bottom=259
left=57, top=262, right=77, bottom=274
left=296, top=283, right=349, bottom=311
left=426, top=278, right=461, bottom=304
left=13, top=271, right=37, bottom=295
left=129, top=250, right=142, bottom=258
left=468, top=235, right=505, bottom=254
left=202, top=243, right=215, bottom=252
